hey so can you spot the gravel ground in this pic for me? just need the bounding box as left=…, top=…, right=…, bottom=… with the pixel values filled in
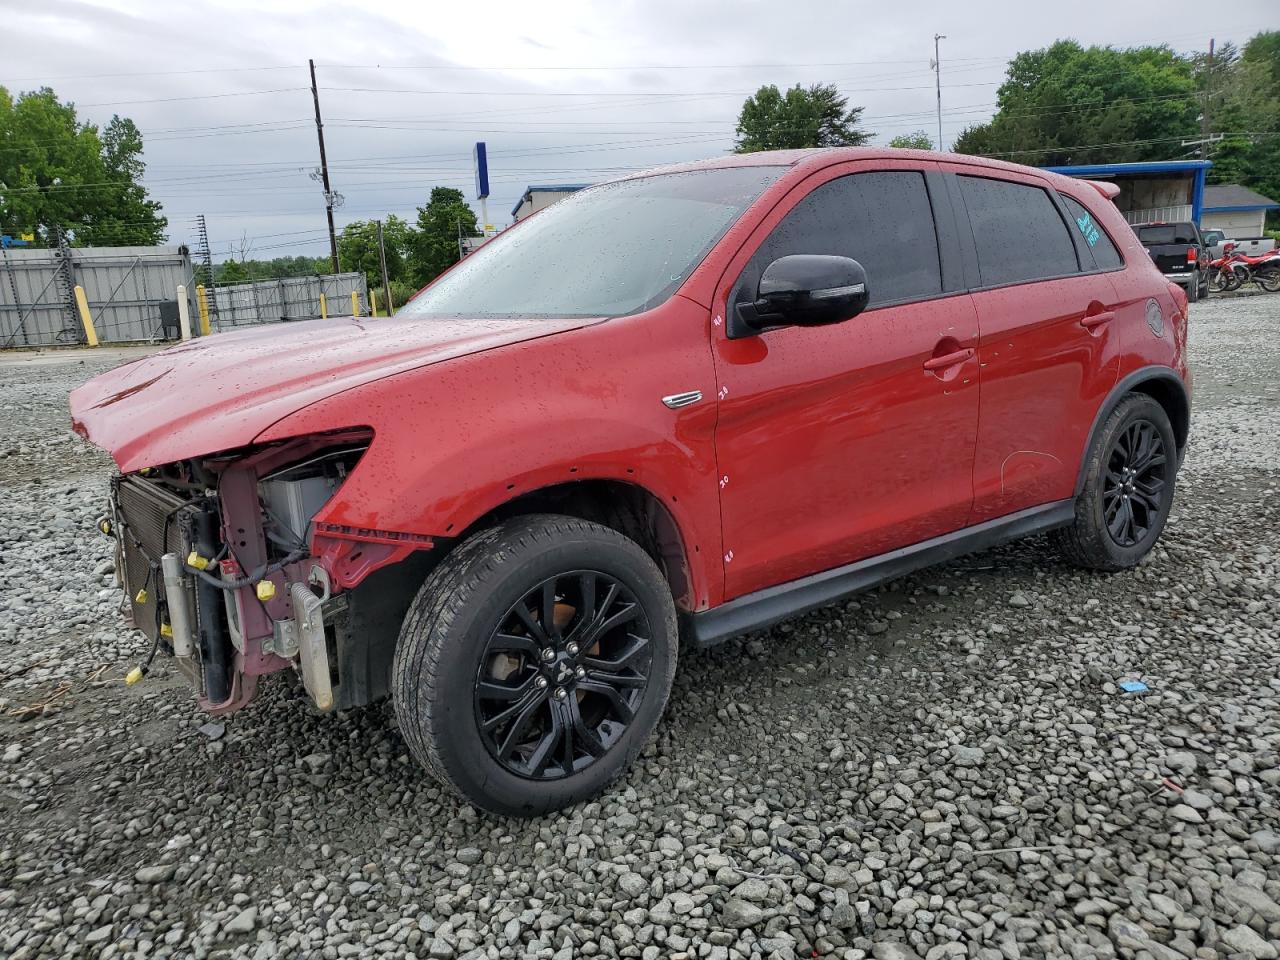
left=1, top=296, right=1278, bottom=960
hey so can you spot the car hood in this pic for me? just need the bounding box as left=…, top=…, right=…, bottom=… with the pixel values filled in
left=70, top=314, right=596, bottom=472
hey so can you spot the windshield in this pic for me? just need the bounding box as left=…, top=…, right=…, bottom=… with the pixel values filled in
left=1137, top=224, right=1197, bottom=245
left=399, top=166, right=783, bottom=319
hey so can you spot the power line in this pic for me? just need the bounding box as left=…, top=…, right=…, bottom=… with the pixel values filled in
left=77, top=88, right=309, bottom=107
left=320, top=80, right=1005, bottom=98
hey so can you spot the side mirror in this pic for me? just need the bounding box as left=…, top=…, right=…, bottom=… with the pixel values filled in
left=733, top=255, right=869, bottom=337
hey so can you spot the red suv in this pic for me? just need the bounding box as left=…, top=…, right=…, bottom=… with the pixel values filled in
left=72, top=149, right=1190, bottom=816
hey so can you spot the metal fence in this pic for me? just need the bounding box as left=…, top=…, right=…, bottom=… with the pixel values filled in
left=1, top=243, right=371, bottom=349
left=0, top=244, right=195, bottom=348
left=210, top=273, right=368, bottom=329
left=1123, top=204, right=1193, bottom=225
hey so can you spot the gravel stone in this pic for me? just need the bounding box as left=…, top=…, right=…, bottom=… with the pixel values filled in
left=872, top=943, right=924, bottom=960
left=224, top=906, right=257, bottom=934
left=1223, top=883, right=1280, bottom=923
left=1, top=299, right=1279, bottom=958
left=950, top=744, right=985, bottom=767
left=134, top=863, right=177, bottom=883
left=617, top=871, right=647, bottom=898
left=721, top=899, right=764, bottom=928
left=1221, top=924, right=1278, bottom=959
left=1168, top=804, right=1204, bottom=823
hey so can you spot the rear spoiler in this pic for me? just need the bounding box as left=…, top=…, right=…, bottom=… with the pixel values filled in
left=1085, top=180, right=1122, bottom=201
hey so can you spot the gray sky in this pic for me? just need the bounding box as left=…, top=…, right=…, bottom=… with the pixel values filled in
left=2, top=0, right=1274, bottom=261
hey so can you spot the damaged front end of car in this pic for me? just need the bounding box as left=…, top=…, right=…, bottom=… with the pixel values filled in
left=103, top=428, right=435, bottom=714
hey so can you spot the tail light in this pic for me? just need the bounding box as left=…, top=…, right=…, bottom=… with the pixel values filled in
left=1186, top=246, right=1198, bottom=264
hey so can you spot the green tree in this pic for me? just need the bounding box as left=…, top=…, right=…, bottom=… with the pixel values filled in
left=338, top=215, right=412, bottom=291
left=1208, top=32, right=1280, bottom=220
left=734, top=83, right=871, bottom=153
left=952, top=41, right=1199, bottom=164
left=0, top=86, right=166, bottom=245
left=217, top=259, right=250, bottom=283
left=213, top=255, right=329, bottom=283
left=888, top=130, right=935, bottom=150
left=407, top=187, right=477, bottom=286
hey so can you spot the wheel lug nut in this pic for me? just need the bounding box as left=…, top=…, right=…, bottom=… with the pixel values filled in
left=566, top=642, right=579, bottom=656
left=535, top=676, right=549, bottom=689
left=575, top=666, right=586, bottom=680
left=540, top=647, right=555, bottom=661
left=554, top=686, right=567, bottom=699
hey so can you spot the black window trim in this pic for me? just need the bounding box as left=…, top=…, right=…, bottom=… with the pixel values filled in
left=948, top=170, right=1090, bottom=292
left=725, top=164, right=960, bottom=336
left=942, top=168, right=1131, bottom=295
left=1057, top=190, right=1127, bottom=275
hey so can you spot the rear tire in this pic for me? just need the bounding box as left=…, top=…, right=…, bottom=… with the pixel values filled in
left=1197, top=272, right=1210, bottom=300
left=393, top=515, right=678, bottom=816
left=1186, top=277, right=1200, bottom=303
left=1051, top=394, right=1178, bottom=572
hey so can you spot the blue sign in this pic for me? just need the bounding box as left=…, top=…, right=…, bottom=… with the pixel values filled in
left=474, top=142, right=490, bottom=200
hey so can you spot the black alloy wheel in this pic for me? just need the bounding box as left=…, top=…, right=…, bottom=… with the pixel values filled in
left=1102, top=419, right=1167, bottom=548
left=393, top=515, right=677, bottom=816
left=474, top=571, right=652, bottom=780
left=1051, top=393, right=1178, bottom=572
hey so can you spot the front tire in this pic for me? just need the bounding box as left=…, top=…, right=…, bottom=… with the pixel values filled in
left=393, top=515, right=678, bottom=816
left=1051, top=394, right=1178, bottom=572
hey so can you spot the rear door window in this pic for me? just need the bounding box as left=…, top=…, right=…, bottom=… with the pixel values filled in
left=1136, top=224, right=1197, bottom=245
left=1062, top=195, right=1123, bottom=270
left=738, top=170, right=943, bottom=309
left=958, top=175, right=1080, bottom=286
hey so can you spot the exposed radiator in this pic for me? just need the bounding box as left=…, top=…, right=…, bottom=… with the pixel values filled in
left=114, top=476, right=191, bottom=642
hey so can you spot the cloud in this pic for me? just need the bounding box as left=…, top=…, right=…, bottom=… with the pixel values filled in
left=3, top=0, right=1272, bottom=260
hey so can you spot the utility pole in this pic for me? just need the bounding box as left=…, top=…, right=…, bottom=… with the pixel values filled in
left=1201, top=38, right=1215, bottom=160
left=376, top=220, right=392, bottom=313
left=932, top=34, right=946, bottom=152
left=309, top=58, right=340, bottom=273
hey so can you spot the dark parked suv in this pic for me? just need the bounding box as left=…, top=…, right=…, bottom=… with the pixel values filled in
left=1133, top=221, right=1210, bottom=302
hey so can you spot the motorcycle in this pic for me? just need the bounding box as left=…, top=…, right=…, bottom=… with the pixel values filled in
left=1208, top=253, right=1245, bottom=292
left=1209, top=250, right=1280, bottom=293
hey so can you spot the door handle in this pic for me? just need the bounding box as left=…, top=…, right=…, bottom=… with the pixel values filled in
left=1081, top=311, right=1115, bottom=330
left=923, top=347, right=974, bottom=371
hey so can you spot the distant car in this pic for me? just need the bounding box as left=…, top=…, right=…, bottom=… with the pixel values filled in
left=1203, top=228, right=1277, bottom=260
left=1133, top=221, right=1210, bottom=301
left=72, top=149, right=1192, bottom=816
left=1201, top=229, right=1227, bottom=258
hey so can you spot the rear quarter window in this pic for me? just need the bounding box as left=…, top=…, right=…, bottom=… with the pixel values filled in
left=1062, top=195, right=1123, bottom=270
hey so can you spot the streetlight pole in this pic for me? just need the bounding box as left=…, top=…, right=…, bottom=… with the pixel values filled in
left=933, top=34, right=946, bottom=152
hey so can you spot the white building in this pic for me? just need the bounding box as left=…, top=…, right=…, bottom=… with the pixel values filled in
left=511, top=183, right=590, bottom=222
left=1200, top=184, right=1279, bottom=239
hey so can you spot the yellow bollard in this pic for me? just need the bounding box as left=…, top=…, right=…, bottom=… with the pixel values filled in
left=195, top=285, right=211, bottom=336
left=370, top=289, right=378, bottom=318
left=73, top=285, right=99, bottom=347
left=176, top=284, right=192, bottom=340
left=351, top=290, right=359, bottom=317
left=319, top=293, right=328, bottom=319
